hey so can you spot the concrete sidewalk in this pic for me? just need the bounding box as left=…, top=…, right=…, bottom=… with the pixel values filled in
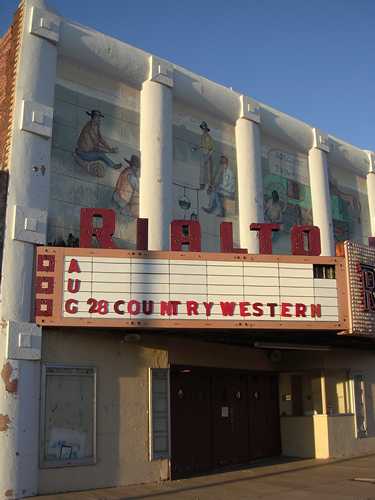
left=29, top=455, right=375, bottom=500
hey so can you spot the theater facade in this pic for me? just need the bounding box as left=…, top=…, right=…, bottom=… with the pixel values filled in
left=1, top=0, right=375, bottom=498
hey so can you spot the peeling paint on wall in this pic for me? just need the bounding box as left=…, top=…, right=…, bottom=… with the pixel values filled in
left=0, top=414, right=11, bottom=431
left=1, top=362, right=18, bottom=394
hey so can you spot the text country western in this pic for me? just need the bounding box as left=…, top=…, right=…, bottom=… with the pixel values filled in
left=64, top=297, right=322, bottom=319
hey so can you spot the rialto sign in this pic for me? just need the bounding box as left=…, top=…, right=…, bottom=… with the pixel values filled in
left=79, top=208, right=322, bottom=256
left=34, top=209, right=348, bottom=330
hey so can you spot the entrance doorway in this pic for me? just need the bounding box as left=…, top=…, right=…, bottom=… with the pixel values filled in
left=170, top=366, right=281, bottom=478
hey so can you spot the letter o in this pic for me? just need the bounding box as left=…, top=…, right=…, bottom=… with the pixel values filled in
left=127, top=300, right=141, bottom=315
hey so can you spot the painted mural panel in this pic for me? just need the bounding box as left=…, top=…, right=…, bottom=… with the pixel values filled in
left=329, top=163, right=371, bottom=245
left=48, top=59, right=140, bottom=248
left=262, top=136, right=313, bottom=254
left=173, top=101, right=239, bottom=252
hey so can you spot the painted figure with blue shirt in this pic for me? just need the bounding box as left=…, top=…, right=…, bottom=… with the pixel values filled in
left=202, top=155, right=235, bottom=217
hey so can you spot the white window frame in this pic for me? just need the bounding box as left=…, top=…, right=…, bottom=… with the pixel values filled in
left=148, top=367, right=171, bottom=461
left=40, top=364, right=97, bottom=468
left=351, top=372, right=368, bottom=439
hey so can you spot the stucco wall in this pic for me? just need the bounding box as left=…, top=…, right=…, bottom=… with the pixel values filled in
left=280, top=416, right=316, bottom=458
left=39, top=329, right=169, bottom=494
left=327, top=415, right=375, bottom=458
left=167, top=336, right=273, bottom=370
left=39, top=332, right=375, bottom=493
left=39, top=331, right=276, bottom=493
left=280, top=348, right=375, bottom=459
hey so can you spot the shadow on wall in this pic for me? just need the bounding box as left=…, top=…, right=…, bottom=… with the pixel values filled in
left=365, top=377, right=375, bottom=437
left=174, top=69, right=312, bottom=152
left=39, top=330, right=168, bottom=493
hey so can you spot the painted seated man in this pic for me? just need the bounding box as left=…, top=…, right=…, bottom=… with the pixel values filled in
left=202, top=155, right=235, bottom=217
left=112, top=155, right=140, bottom=218
left=75, top=110, right=122, bottom=170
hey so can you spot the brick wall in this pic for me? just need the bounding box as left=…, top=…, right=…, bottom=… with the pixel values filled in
left=0, top=4, right=23, bottom=171
left=0, top=5, right=23, bottom=272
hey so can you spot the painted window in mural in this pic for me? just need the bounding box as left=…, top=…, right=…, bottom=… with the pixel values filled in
left=329, top=164, right=371, bottom=245
left=49, top=64, right=140, bottom=248
left=173, top=102, right=239, bottom=252
left=262, top=137, right=313, bottom=254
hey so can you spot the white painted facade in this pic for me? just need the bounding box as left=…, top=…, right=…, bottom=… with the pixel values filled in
left=0, top=0, right=375, bottom=498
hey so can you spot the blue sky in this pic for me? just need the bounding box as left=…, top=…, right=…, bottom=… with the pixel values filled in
left=2, top=0, right=374, bottom=150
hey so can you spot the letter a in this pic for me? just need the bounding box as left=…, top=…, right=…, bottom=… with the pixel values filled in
left=68, top=258, right=81, bottom=273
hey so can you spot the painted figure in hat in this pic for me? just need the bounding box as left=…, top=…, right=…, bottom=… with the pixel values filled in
left=193, top=121, right=214, bottom=189
left=202, top=155, right=235, bottom=217
left=112, top=155, right=140, bottom=218
left=75, top=110, right=122, bottom=170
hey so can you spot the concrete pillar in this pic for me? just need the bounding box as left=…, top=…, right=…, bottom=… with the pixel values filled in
left=366, top=151, right=375, bottom=236
left=235, top=96, right=263, bottom=253
left=320, top=371, right=327, bottom=415
left=139, top=57, right=173, bottom=250
left=0, top=0, right=59, bottom=498
left=308, top=129, right=335, bottom=256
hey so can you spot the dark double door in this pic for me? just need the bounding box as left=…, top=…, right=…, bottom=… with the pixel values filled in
left=170, top=367, right=281, bottom=478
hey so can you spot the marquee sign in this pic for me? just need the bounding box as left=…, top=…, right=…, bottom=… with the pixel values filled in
left=35, top=247, right=348, bottom=330
left=341, top=241, right=375, bottom=335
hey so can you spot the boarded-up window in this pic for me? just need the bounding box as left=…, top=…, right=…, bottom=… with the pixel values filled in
left=40, top=365, right=96, bottom=467
left=149, top=368, right=170, bottom=460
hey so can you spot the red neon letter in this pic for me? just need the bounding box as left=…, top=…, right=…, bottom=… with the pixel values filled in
left=127, top=300, right=141, bottom=315
left=67, top=279, right=81, bottom=293
left=170, top=220, right=201, bottom=252
left=281, top=303, right=292, bottom=317
left=220, top=302, right=236, bottom=316
left=142, top=300, right=154, bottom=315
left=252, top=303, right=264, bottom=317
left=203, top=302, right=214, bottom=317
left=220, top=222, right=247, bottom=254
left=311, top=304, right=322, bottom=318
left=160, top=301, right=181, bottom=316
left=80, top=208, right=117, bottom=248
left=114, top=300, right=125, bottom=315
left=68, top=258, right=81, bottom=273
left=291, top=225, right=321, bottom=256
left=250, top=223, right=281, bottom=254
left=65, top=299, right=78, bottom=314
left=186, top=301, right=199, bottom=316
left=137, top=218, right=149, bottom=251
left=295, top=303, right=307, bottom=317
left=267, top=303, right=278, bottom=317
left=239, top=302, right=251, bottom=317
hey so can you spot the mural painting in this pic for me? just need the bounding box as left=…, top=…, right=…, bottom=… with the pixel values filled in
left=173, top=104, right=239, bottom=251
left=49, top=73, right=370, bottom=253
left=73, top=109, right=122, bottom=176
left=262, top=141, right=313, bottom=254
left=49, top=80, right=140, bottom=248
left=202, top=154, right=236, bottom=218
left=329, top=164, right=370, bottom=245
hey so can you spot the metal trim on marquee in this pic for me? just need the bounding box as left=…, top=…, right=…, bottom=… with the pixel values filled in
left=35, top=246, right=348, bottom=331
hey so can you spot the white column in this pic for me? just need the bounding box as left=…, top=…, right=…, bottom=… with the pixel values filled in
left=235, top=96, right=263, bottom=253
left=308, top=129, right=335, bottom=256
left=139, top=57, right=173, bottom=250
left=366, top=151, right=375, bottom=236
left=0, top=1, right=58, bottom=498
